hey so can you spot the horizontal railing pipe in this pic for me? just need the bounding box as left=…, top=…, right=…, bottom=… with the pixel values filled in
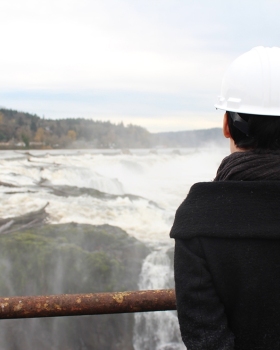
left=0, top=289, right=176, bottom=319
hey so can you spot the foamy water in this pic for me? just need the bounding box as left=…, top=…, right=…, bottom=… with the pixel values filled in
left=0, top=147, right=229, bottom=349
left=0, top=148, right=228, bottom=244
left=134, top=249, right=184, bottom=350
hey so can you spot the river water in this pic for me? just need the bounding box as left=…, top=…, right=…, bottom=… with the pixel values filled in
left=0, top=147, right=228, bottom=349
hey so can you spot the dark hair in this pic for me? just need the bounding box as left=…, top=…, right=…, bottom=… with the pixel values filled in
left=227, top=111, right=280, bottom=150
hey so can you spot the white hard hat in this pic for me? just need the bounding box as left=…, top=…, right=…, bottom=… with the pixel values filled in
left=215, top=46, right=280, bottom=116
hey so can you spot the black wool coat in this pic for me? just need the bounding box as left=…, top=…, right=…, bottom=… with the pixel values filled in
left=170, top=181, right=280, bottom=350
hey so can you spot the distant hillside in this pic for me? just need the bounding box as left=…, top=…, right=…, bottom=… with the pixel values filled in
left=0, top=108, right=226, bottom=149
left=0, top=108, right=151, bottom=149
left=153, top=128, right=227, bottom=148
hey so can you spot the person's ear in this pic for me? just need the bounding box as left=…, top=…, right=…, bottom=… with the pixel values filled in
left=223, top=113, right=231, bottom=138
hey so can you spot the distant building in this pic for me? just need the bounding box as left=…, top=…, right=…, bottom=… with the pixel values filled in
left=29, top=142, right=45, bottom=146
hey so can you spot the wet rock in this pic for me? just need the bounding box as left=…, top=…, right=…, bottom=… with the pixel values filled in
left=171, top=149, right=181, bottom=155
left=121, top=148, right=132, bottom=155
left=0, top=223, right=150, bottom=350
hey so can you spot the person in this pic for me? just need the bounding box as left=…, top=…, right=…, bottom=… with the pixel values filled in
left=170, top=46, right=280, bottom=350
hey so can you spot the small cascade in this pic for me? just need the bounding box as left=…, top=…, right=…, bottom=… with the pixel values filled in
left=133, top=248, right=185, bottom=350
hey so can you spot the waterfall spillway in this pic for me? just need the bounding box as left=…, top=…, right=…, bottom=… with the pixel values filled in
left=0, top=149, right=228, bottom=349
left=133, top=248, right=185, bottom=350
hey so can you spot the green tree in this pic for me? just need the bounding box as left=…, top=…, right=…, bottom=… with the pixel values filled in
left=30, top=119, right=37, bottom=132
left=21, top=134, right=30, bottom=147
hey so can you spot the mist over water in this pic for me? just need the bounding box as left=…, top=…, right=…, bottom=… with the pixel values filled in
left=0, top=148, right=227, bottom=243
left=133, top=248, right=185, bottom=350
left=0, top=147, right=228, bottom=349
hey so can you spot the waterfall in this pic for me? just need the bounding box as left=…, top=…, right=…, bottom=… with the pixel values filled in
left=133, top=248, right=185, bottom=350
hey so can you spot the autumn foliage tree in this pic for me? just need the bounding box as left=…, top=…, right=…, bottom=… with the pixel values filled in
left=0, top=108, right=152, bottom=149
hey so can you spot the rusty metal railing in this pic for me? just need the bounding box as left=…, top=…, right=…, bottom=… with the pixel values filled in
left=0, top=289, right=176, bottom=319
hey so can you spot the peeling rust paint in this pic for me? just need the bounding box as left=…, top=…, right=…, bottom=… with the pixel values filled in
left=13, top=303, right=23, bottom=311
left=1, top=302, right=8, bottom=310
left=54, top=304, right=62, bottom=310
left=112, top=292, right=130, bottom=304
left=0, top=289, right=176, bottom=319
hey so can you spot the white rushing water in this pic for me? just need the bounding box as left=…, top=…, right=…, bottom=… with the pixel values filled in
left=0, top=148, right=227, bottom=243
left=0, top=147, right=229, bottom=349
left=133, top=248, right=185, bottom=350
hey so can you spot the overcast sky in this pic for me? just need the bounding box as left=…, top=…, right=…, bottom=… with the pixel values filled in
left=0, top=0, right=280, bottom=132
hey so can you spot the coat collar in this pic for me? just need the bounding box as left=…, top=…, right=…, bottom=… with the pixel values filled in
left=170, top=181, right=280, bottom=239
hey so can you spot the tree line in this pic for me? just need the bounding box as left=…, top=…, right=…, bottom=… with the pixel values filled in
left=0, top=108, right=225, bottom=149
left=0, top=108, right=152, bottom=149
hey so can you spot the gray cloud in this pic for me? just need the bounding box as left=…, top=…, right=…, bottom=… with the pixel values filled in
left=0, top=0, right=279, bottom=131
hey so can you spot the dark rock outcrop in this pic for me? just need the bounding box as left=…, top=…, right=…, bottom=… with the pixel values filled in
left=0, top=223, right=150, bottom=350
